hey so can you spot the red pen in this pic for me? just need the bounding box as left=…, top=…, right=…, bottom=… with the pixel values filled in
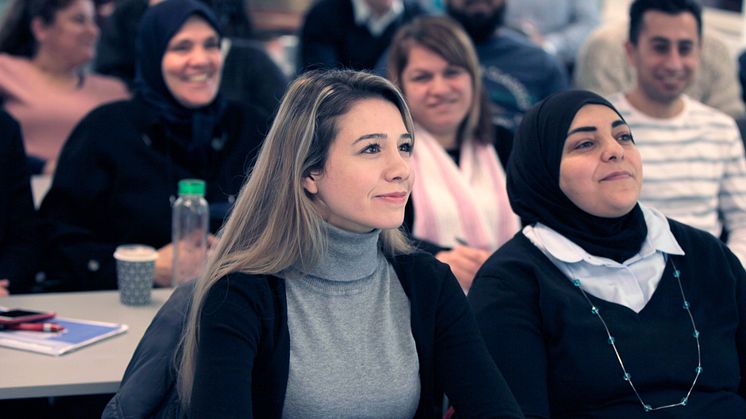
left=0, top=323, right=65, bottom=332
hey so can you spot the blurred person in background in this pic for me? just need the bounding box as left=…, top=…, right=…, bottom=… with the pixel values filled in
left=388, top=16, right=519, bottom=292
left=95, top=0, right=287, bottom=117
left=504, top=0, right=601, bottom=71
left=0, top=0, right=129, bottom=175
left=0, top=110, right=36, bottom=295
left=576, top=20, right=745, bottom=119
left=445, top=0, right=568, bottom=137
left=607, top=0, right=746, bottom=266
left=39, top=0, right=268, bottom=291
left=299, top=0, right=425, bottom=73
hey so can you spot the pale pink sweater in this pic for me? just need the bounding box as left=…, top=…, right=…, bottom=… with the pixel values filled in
left=0, top=54, right=130, bottom=163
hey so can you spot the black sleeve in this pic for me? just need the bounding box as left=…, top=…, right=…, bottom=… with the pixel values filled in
left=469, top=253, right=550, bottom=418
left=38, top=111, right=119, bottom=291
left=431, top=260, right=524, bottom=418
left=0, top=112, right=37, bottom=292
left=190, top=276, right=268, bottom=418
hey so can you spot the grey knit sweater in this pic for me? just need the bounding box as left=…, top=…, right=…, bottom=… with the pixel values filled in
left=281, top=224, right=420, bottom=418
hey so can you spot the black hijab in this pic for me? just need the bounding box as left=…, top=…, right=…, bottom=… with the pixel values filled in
left=134, top=0, right=224, bottom=155
left=507, top=90, right=647, bottom=263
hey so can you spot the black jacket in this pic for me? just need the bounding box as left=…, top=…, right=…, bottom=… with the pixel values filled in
left=39, top=97, right=268, bottom=291
left=103, top=252, right=524, bottom=418
left=469, top=219, right=746, bottom=418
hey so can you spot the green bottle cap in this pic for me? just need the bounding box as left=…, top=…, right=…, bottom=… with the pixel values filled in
left=177, top=179, right=206, bottom=196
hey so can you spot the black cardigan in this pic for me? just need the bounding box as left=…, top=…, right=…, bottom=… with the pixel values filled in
left=190, top=252, right=523, bottom=418
left=0, top=110, right=36, bottom=292
left=39, top=97, right=268, bottom=291
left=469, top=219, right=746, bottom=418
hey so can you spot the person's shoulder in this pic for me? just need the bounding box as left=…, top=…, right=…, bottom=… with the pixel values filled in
left=82, top=98, right=136, bottom=121
left=389, top=250, right=454, bottom=284
left=70, top=99, right=142, bottom=143
left=0, top=53, right=29, bottom=69
left=491, top=29, right=536, bottom=50
left=684, top=96, right=738, bottom=127
left=479, top=233, right=542, bottom=277
left=0, top=54, right=32, bottom=81
left=495, top=29, right=548, bottom=55
left=667, top=217, right=729, bottom=254
left=470, top=234, right=547, bottom=297
left=84, top=73, right=130, bottom=98
left=205, top=271, right=281, bottom=307
left=665, top=217, right=746, bottom=277
left=86, top=72, right=127, bottom=89
left=392, top=250, right=448, bottom=272
left=489, top=30, right=563, bottom=69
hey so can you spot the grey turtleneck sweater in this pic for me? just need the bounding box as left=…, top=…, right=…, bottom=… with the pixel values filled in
left=280, top=224, right=420, bottom=418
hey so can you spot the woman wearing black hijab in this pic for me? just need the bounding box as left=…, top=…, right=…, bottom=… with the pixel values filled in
left=468, top=90, right=746, bottom=418
left=39, top=0, right=268, bottom=291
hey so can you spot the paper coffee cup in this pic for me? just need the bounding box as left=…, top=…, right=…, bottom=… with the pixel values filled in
left=114, top=245, right=158, bottom=306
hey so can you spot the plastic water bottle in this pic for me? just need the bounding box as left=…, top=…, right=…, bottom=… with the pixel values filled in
left=172, top=179, right=209, bottom=286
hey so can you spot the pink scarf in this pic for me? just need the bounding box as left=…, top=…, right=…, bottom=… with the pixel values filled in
left=411, top=126, right=519, bottom=251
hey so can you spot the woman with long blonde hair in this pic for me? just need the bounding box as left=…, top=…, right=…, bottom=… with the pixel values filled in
left=170, top=69, right=522, bottom=418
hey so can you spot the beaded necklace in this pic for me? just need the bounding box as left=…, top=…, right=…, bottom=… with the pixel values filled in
left=570, top=259, right=701, bottom=412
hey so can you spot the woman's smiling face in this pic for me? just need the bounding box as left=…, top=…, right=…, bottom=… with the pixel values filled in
left=302, top=97, right=414, bottom=233
left=559, top=104, right=643, bottom=218
left=161, top=15, right=222, bottom=108
left=400, top=44, right=473, bottom=142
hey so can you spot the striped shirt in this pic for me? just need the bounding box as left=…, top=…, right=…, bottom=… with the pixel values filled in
left=608, top=93, right=746, bottom=266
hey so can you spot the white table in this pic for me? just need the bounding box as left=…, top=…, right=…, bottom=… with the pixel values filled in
left=0, top=289, right=172, bottom=400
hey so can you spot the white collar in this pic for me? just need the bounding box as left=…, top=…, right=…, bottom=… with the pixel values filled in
left=351, top=0, right=404, bottom=36
left=525, top=205, right=685, bottom=266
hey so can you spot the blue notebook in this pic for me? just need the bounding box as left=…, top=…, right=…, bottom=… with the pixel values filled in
left=0, top=317, right=128, bottom=356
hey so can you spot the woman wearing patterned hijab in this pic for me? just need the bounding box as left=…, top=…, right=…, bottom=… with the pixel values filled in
left=469, top=90, right=746, bottom=417
left=40, top=0, right=268, bottom=291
